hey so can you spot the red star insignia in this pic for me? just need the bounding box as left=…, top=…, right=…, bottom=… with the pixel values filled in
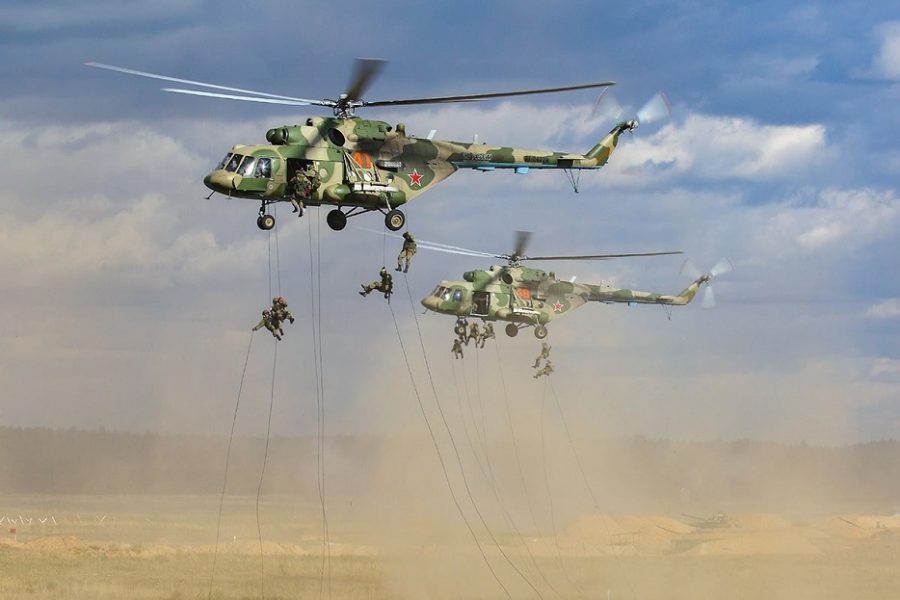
left=553, top=301, right=563, bottom=312
left=408, top=169, right=423, bottom=186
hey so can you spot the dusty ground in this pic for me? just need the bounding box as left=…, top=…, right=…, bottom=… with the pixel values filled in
left=0, top=495, right=898, bottom=599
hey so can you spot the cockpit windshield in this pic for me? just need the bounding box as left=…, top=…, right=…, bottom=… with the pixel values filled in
left=216, top=153, right=233, bottom=170
left=224, top=154, right=243, bottom=172
left=237, top=156, right=257, bottom=177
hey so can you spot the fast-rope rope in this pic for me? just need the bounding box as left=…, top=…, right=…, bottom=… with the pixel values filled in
left=255, top=341, right=278, bottom=599
left=540, top=377, right=588, bottom=598
left=398, top=274, right=544, bottom=598
left=452, top=349, right=564, bottom=599
left=547, top=379, right=638, bottom=600
left=307, top=210, right=332, bottom=599
left=207, top=330, right=255, bottom=600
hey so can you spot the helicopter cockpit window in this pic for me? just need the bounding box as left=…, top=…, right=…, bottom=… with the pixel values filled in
left=439, top=288, right=452, bottom=301
left=451, top=289, right=464, bottom=302
left=216, top=153, right=233, bottom=170
left=238, top=156, right=257, bottom=177
left=255, top=157, right=272, bottom=178
left=225, top=154, right=243, bottom=172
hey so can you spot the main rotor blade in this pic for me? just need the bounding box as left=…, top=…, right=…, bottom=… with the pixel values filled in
left=85, top=61, right=322, bottom=103
left=524, top=251, right=683, bottom=261
left=163, top=88, right=323, bottom=106
left=352, top=227, right=497, bottom=258
left=345, top=58, right=386, bottom=101
left=364, top=81, right=615, bottom=108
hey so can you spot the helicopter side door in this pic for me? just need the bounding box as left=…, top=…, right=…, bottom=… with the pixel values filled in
left=471, top=291, right=490, bottom=317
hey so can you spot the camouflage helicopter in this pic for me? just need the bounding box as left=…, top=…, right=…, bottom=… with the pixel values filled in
left=86, top=60, right=669, bottom=232
left=418, top=232, right=732, bottom=339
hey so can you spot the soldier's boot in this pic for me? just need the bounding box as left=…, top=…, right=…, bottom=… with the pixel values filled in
left=532, top=359, right=541, bottom=369
left=403, top=264, right=409, bottom=273
left=395, top=265, right=402, bottom=272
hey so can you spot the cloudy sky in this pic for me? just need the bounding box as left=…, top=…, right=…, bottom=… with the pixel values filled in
left=1, top=0, right=899, bottom=443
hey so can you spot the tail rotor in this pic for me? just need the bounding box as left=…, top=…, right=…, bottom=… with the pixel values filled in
left=592, top=90, right=671, bottom=132
left=680, top=258, right=733, bottom=308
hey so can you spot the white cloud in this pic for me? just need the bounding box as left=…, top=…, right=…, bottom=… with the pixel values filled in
left=870, top=357, right=900, bottom=379
left=871, top=21, right=900, bottom=80
left=608, top=114, right=829, bottom=185
left=866, top=298, right=900, bottom=319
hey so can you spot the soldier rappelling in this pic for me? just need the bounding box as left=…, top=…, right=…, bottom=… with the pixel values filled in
left=252, top=297, right=295, bottom=340
left=359, top=267, right=393, bottom=301
left=532, top=342, right=552, bottom=369
left=396, top=231, right=417, bottom=273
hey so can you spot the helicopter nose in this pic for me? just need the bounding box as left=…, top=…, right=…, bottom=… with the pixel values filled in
left=204, top=170, right=237, bottom=193
left=421, top=295, right=437, bottom=311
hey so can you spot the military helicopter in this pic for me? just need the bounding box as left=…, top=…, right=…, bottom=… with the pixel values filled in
left=85, top=60, right=669, bottom=232
left=418, top=232, right=732, bottom=339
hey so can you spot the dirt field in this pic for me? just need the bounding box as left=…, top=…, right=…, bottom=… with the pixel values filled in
left=1, top=495, right=898, bottom=599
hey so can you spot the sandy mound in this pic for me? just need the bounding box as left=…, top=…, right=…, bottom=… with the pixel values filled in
left=563, top=514, right=694, bottom=540
left=731, top=513, right=792, bottom=530
left=824, top=514, right=900, bottom=539
left=686, top=531, right=823, bottom=556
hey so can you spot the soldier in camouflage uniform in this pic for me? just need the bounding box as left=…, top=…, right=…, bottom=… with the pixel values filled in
left=532, top=342, right=551, bottom=368
left=465, top=321, right=480, bottom=346
left=253, top=309, right=282, bottom=340
left=359, top=267, right=393, bottom=300
left=478, top=322, right=495, bottom=348
left=288, top=163, right=322, bottom=217
left=272, top=296, right=295, bottom=326
left=533, top=360, right=554, bottom=379
left=451, top=337, right=464, bottom=359
left=253, top=297, right=296, bottom=340
left=396, top=231, right=417, bottom=273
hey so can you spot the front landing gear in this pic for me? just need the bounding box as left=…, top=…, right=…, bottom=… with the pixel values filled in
left=534, top=325, right=548, bottom=339
left=256, top=202, right=275, bottom=230
left=326, top=209, right=347, bottom=231
left=257, top=214, right=275, bottom=230
left=505, top=323, right=519, bottom=337
left=385, top=209, right=405, bottom=232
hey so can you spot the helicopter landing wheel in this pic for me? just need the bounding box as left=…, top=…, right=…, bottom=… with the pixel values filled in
left=385, top=209, right=405, bottom=231
left=534, top=325, right=548, bottom=340
left=454, top=320, right=467, bottom=336
left=326, top=209, right=347, bottom=231
left=257, top=214, right=275, bottom=230
left=505, top=323, right=519, bottom=338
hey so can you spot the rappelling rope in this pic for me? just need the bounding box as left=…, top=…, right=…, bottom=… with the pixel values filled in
left=255, top=341, right=278, bottom=599
left=460, top=347, right=564, bottom=600
left=207, top=330, right=255, bottom=600
left=386, top=298, right=513, bottom=599
left=398, top=274, right=544, bottom=598
left=547, top=379, right=637, bottom=600
left=307, top=210, right=332, bottom=599
left=489, top=341, right=565, bottom=599
left=540, top=377, right=588, bottom=598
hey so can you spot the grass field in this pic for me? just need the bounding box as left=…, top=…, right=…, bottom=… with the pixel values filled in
left=1, top=494, right=898, bottom=599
